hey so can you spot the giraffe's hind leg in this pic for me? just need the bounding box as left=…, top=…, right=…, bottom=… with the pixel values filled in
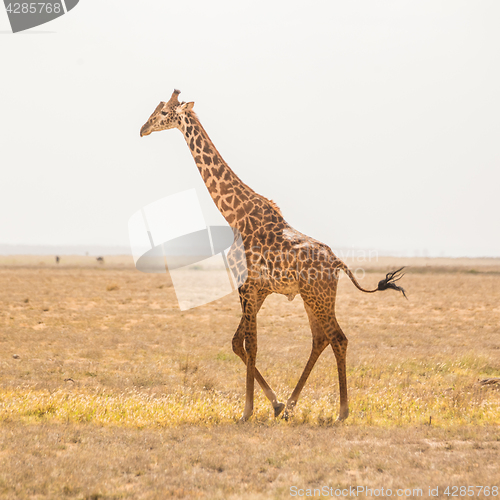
left=295, top=286, right=349, bottom=422
left=283, top=303, right=329, bottom=419
left=329, top=325, right=349, bottom=421
left=232, top=289, right=285, bottom=418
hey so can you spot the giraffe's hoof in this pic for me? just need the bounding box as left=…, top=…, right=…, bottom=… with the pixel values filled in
left=273, top=402, right=285, bottom=418
left=282, top=401, right=296, bottom=421
left=336, top=409, right=349, bottom=422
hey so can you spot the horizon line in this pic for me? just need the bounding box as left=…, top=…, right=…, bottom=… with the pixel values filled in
left=0, top=243, right=499, bottom=259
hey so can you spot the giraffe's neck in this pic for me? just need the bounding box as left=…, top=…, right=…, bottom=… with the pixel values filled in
left=179, top=111, right=282, bottom=232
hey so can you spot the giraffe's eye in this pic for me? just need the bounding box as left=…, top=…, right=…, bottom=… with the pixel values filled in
left=161, top=111, right=167, bottom=116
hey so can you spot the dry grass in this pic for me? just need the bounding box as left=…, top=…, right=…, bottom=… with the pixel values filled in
left=0, top=256, right=499, bottom=498
left=0, top=423, right=499, bottom=499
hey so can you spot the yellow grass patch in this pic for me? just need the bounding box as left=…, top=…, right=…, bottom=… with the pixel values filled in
left=1, top=356, right=498, bottom=428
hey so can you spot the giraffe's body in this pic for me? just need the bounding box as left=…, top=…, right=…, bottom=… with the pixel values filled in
left=141, top=90, right=406, bottom=421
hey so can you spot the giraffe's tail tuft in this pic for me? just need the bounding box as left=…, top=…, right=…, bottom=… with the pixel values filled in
left=377, top=267, right=407, bottom=299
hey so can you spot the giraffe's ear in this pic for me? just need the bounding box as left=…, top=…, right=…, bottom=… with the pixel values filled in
left=178, top=101, right=195, bottom=112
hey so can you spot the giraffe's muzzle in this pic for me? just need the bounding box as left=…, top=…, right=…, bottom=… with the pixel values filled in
left=140, top=123, right=152, bottom=137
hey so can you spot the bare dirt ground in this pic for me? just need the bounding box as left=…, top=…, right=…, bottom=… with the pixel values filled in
left=0, top=255, right=499, bottom=499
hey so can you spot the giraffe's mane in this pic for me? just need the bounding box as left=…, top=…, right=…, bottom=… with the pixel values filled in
left=265, top=198, right=283, bottom=216
left=187, top=110, right=283, bottom=218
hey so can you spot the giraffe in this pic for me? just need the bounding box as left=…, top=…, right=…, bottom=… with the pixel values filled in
left=140, top=89, right=406, bottom=422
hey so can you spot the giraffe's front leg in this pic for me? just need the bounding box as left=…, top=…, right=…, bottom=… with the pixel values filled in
left=232, top=319, right=285, bottom=417
left=241, top=325, right=257, bottom=421
left=238, top=284, right=261, bottom=422
left=234, top=288, right=285, bottom=419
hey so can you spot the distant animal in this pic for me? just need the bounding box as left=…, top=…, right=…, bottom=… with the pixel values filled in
left=140, top=89, right=406, bottom=422
left=96, top=256, right=104, bottom=264
left=55, top=256, right=60, bottom=264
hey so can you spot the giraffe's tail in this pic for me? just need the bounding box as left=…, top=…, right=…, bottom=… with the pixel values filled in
left=337, top=263, right=407, bottom=299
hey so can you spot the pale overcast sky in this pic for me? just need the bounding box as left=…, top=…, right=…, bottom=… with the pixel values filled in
left=1, top=1, right=499, bottom=257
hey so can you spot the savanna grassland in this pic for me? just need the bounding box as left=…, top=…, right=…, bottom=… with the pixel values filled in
left=0, top=255, right=499, bottom=499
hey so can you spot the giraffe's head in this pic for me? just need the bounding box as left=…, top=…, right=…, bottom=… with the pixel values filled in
left=140, top=89, right=194, bottom=137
